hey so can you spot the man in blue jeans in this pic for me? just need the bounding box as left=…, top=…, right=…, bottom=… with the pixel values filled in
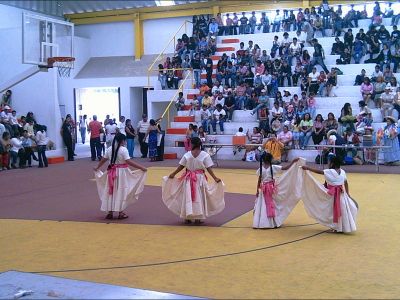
left=251, top=89, right=270, bottom=118
left=308, top=38, right=329, bottom=74
left=88, top=115, right=102, bottom=161
left=211, top=104, right=226, bottom=134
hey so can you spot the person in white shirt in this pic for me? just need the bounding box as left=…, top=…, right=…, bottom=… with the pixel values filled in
left=137, top=114, right=150, bottom=158
left=211, top=81, right=224, bottom=95
left=288, top=37, right=302, bottom=66
left=105, top=119, right=117, bottom=148
left=9, top=110, right=20, bottom=137
left=211, top=104, right=226, bottom=134
left=271, top=102, right=284, bottom=122
left=213, top=93, right=225, bottom=107
left=272, top=10, right=282, bottom=32
left=117, top=116, right=126, bottom=136
left=10, top=132, right=24, bottom=168
left=308, top=67, right=320, bottom=95
left=35, top=125, right=49, bottom=168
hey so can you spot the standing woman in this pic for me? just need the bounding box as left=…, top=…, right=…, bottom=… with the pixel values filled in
left=382, top=116, right=400, bottom=166
left=253, top=153, right=303, bottom=229
left=162, top=137, right=224, bottom=224
left=144, top=119, right=160, bottom=162
left=35, top=125, right=49, bottom=168
left=94, top=133, right=147, bottom=220
left=61, top=115, right=74, bottom=161
left=301, top=156, right=358, bottom=233
left=156, top=119, right=165, bottom=161
left=125, top=119, right=136, bottom=158
left=184, top=124, right=194, bottom=152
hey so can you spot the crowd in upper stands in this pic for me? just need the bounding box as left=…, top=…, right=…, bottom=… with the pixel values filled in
left=158, top=0, right=400, bottom=165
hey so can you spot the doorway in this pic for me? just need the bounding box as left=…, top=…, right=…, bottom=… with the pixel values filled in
left=74, top=87, right=120, bottom=143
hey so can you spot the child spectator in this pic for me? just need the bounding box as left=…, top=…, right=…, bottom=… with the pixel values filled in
left=21, top=130, right=36, bottom=168
left=233, top=127, right=246, bottom=155
left=263, top=132, right=284, bottom=164
left=200, top=105, right=211, bottom=134
left=363, top=127, right=376, bottom=164
left=1, top=131, right=11, bottom=170
left=277, top=125, right=293, bottom=162
left=10, top=131, right=24, bottom=169
left=292, top=117, right=301, bottom=149
left=175, top=92, right=185, bottom=111
left=307, top=92, right=317, bottom=119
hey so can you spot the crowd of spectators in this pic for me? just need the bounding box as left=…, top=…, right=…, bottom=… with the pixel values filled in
left=0, top=91, right=51, bottom=170
left=158, top=1, right=400, bottom=165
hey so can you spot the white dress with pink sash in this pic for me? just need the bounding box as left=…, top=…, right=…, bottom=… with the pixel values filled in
left=162, top=151, right=225, bottom=220
left=302, top=169, right=358, bottom=233
left=253, top=159, right=306, bottom=228
left=95, top=146, right=147, bottom=212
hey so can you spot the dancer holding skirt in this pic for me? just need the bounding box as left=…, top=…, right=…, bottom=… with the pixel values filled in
left=162, top=137, right=225, bottom=224
left=253, top=153, right=305, bottom=229
left=94, top=133, right=147, bottom=220
left=301, top=156, right=358, bottom=233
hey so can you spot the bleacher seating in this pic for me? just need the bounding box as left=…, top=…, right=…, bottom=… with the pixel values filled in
left=160, top=16, right=398, bottom=162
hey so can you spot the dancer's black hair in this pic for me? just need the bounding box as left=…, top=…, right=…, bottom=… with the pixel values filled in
left=109, top=133, right=126, bottom=169
left=191, top=137, right=202, bottom=150
left=260, top=151, right=274, bottom=181
left=329, top=155, right=341, bottom=169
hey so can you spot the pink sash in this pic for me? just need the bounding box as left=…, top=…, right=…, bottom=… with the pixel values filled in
left=261, top=180, right=277, bottom=218
left=107, top=164, right=128, bottom=195
left=327, top=184, right=342, bottom=223
left=179, top=169, right=206, bottom=202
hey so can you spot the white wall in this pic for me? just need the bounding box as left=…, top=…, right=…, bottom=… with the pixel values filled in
left=143, top=16, right=192, bottom=55
left=75, top=22, right=135, bottom=57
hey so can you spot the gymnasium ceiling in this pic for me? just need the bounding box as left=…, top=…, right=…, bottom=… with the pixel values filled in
left=0, top=0, right=207, bottom=17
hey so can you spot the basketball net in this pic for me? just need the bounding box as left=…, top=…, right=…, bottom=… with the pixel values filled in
left=47, top=57, right=75, bottom=78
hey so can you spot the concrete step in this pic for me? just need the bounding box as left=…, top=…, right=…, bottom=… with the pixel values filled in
left=277, top=86, right=361, bottom=97
left=316, top=108, right=383, bottom=122
left=216, top=19, right=394, bottom=44
left=147, top=88, right=199, bottom=102
left=164, top=145, right=320, bottom=162
left=170, top=121, right=259, bottom=135
left=174, top=116, right=195, bottom=122
left=337, top=73, right=400, bottom=85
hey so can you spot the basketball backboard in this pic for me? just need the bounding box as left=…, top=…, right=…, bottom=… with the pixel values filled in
left=22, top=13, right=74, bottom=66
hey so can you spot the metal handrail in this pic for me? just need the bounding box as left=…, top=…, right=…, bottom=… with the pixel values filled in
left=147, top=20, right=191, bottom=87
left=161, top=71, right=192, bottom=128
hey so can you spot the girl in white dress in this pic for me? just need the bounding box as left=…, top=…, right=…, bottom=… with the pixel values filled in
left=301, top=156, right=358, bottom=233
left=94, top=133, right=147, bottom=220
left=162, top=137, right=225, bottom=224
left=253, top=153, right=304, bottom=229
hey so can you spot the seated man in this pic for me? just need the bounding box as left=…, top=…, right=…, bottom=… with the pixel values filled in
left=263, top=132, right=284, bottom=164
left=211, top=104, right=226, bottom=134
left=331, top=37, right=345, bottom=55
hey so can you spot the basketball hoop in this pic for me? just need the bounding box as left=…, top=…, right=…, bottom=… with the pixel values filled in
left=47, top=57, right=75, bottom=78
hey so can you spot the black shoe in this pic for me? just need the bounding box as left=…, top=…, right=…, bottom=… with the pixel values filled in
left=91, top=158, right=96, bottom=161
left=68, top=158, right=74, bottom=161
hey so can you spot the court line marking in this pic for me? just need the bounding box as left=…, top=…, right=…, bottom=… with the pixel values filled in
left=29, top=229, right=328, bottom=274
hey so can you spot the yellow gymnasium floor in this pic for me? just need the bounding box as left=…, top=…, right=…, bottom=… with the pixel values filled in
left=1, top=165, right=400, bottom=298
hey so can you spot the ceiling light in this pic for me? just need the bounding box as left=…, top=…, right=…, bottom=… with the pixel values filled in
left=155, top=1, right=175, bottom=6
